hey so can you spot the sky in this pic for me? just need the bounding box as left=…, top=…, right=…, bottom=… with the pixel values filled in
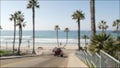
left=0, top=0, right=120, bottom=31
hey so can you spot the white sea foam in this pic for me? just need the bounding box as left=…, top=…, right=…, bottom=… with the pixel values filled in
left=1, top=36, right=90, bottom=46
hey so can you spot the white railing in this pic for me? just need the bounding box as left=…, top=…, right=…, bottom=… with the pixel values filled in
left=76, top=50, right=120, bottom=68
left=100, top=50, right=120, bottom=68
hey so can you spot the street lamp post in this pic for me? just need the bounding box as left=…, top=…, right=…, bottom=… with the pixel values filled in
left=0, top=26, right=2, bottom=48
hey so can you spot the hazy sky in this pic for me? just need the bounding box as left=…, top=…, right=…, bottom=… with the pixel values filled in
left=1, top=0, right=120, bottom=30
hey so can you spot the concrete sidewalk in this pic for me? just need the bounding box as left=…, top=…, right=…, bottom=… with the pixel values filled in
left=67, top=53, right=88, bottom=68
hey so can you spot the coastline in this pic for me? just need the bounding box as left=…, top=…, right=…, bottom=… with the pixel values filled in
left=0, top=43, right=79, bottom=50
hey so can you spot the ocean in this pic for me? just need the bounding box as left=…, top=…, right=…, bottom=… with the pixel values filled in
left=0, top=30, right=118, bottom=46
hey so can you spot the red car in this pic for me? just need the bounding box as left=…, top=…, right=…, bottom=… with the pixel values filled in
left=53, top=47, right=63, bottom=57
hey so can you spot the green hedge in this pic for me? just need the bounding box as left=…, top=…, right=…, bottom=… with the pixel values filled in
left=0, top=50, right=13, bottom=56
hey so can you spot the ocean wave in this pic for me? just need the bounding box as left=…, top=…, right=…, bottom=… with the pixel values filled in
left=1, top=37, right=90, bottom=44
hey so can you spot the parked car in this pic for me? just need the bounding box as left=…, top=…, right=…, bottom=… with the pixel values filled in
left=52, top=47, right=63, bottom=57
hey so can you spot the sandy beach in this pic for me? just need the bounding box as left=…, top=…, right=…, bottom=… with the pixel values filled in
left=0, top=43, right=79, bottom=49
left=0, top=43, right=80, bottom=55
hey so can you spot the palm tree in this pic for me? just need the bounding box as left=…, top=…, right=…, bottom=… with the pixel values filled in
left=10, top=12, right=18, bottom=54
left=72, top=10, right=85, bottom=50
left=16, top=11, right=26, bottom=55
left=89, top=32, right=114, bottom=54
left=113, top=19, right=120, bottom=37
left=90, top=0, right=96, bottom=36
left=55, top=25, right=60, bottom=47
left=27, top=0, right=39, bottom=54
left=98, top=20, right=108, bottom=32
left=63, top=28, right=69, bottom=48
left=82, top=35, right=89, bottom=47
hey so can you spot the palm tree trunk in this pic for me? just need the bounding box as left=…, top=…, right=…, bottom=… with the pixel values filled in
left=32, top=6, right=36, bottom=54
left=63, top=32, right=68, bottom=48
left=90, top=0, right=96, bottom=36
left=66, top=32, right=68, bottom=45
left=57, top=30, right=59, bottom=47
left=18, top=25, right=22, bottom=55
left=13, top=20, right=16, bottom=54
left=20, top=27, right=22, bottom=55
left=78, top=19, right=80, bottom=50
left=18, top=26, right=21, bottom=55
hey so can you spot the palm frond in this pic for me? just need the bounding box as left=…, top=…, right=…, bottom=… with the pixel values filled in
left=72, top=10, right=85, bottom=21
left=64, top=28, right=69, bottom=32
left=55, top=25, right=60, bottom=30
left=98, top=20, right=108, bottom=31
left=89, top=32, right=114, bottom=53
left=27, top=0, right=39, bottom=8
left=27, top=4, right=33, bottom=8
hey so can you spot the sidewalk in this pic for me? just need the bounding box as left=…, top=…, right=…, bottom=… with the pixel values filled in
left=67, top=53, right=88, bottom=67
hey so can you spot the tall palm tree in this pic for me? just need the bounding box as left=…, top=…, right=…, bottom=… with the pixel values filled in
left=16, top=11, right=26, bottom=55
left=82, top=35, right=89, bottom=47
left=98, top=20, right=108, bottom=32
left=55, top=25, right=60, bottom=47
left=63, top=28, right=69, bottom=48
left=90, top=0, right=96, bottom=36
left=113, top=19, right=120, bottom=37
left=72, top=10, right=85, bottom=50
left=10, top=12, right=18, bottom=54
left=27, top=0, right=39, bottom=54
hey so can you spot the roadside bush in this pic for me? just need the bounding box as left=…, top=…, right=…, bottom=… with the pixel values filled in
left=89, top=32, right=120, bottom=60
left=0, top=50, right=13, bottom=56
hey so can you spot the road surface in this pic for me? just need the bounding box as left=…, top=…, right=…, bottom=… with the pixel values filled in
left=0, top=49, right=75, bottom=68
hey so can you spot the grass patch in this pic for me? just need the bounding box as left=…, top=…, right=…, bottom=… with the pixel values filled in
left=0, top=50, right=13, bottom=56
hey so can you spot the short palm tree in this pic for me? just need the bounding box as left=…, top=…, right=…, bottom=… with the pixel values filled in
left=16, top=11, right=26, bottom=55
left=72, top=10, right=85, bottom=50
left=27, top=0, right=39, bottom=54
left=113, top=19, right=120, bottom=37
left=98, top=20, right=108, bottom=32
left=89, top=32, right=114, bottom=54
left=10, top=12, right=18, bottom=54
left=82, top=35, right=89, bottom=47
left=90, top=0, right=96, bottom=36
left=55, top=25, right=60, bottom=47
left=63, top=28, right=69, bottom=48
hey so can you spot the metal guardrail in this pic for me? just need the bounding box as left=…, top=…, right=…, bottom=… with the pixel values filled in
left=100, top=50, right=120, bottom=68
left=76, top=50, right=120, bottom=68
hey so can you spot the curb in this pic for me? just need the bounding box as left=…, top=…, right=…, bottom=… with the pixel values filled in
left=0, top=55, right=40, bottom=60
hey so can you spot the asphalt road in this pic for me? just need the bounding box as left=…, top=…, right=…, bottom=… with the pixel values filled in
left=0, top=49, right=75, bottom=68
